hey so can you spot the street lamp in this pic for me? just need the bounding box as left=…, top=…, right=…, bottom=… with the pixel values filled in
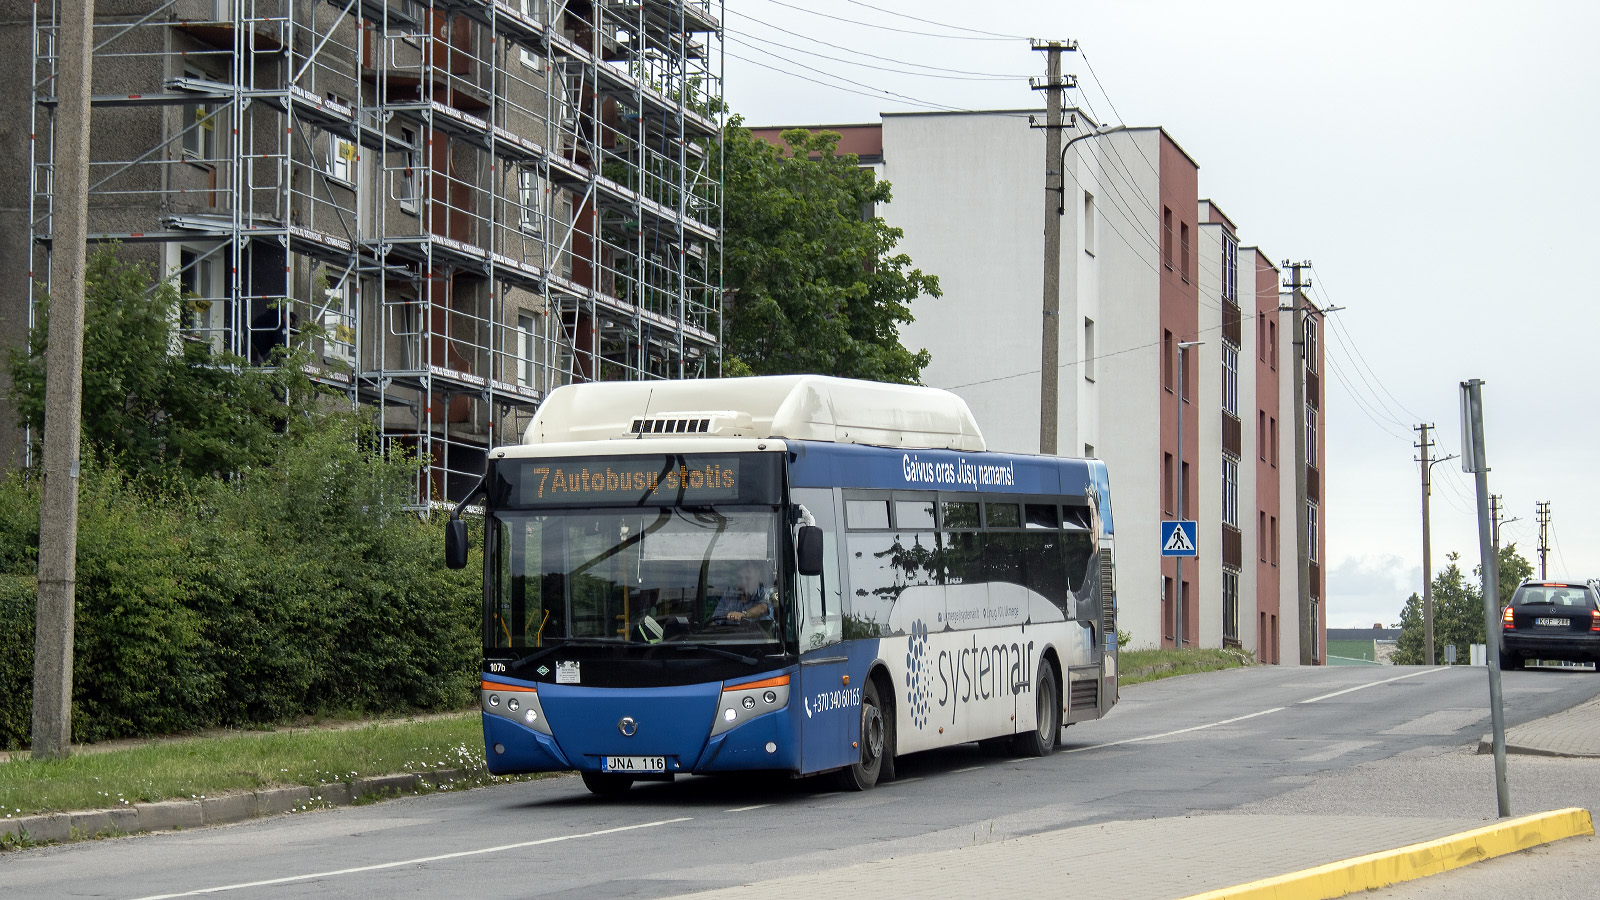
left=1175, top=339, right=1203, bottom=647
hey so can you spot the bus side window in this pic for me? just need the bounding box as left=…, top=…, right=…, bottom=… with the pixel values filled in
left=794, top=489, right=842, bottom=651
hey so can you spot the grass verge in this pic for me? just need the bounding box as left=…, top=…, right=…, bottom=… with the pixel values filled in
left=0, top=712, right=514, bottom=819
left=1120, top=647, right=1254, bottom=686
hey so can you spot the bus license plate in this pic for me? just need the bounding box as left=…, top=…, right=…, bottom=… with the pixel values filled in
left=1535, top=617, right=1569, bottom=627
left=603, top=756, right=665, bottom=773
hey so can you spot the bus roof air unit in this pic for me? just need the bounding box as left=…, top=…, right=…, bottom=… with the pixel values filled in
left=524, top=375, right=986, bottom=452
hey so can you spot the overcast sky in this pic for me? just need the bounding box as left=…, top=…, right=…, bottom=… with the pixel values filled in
left=722, top=0, right=1600, bottom=629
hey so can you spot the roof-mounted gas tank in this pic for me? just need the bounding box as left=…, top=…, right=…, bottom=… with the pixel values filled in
left=523, top=375, right=986, bottom=451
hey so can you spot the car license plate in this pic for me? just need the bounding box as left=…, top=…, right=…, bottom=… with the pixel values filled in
left=603, top=756, right=665, bottom=773
left=1535, top=617, right=1569, bottom=627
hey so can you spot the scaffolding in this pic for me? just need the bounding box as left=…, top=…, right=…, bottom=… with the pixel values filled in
left=26, top=0, right=724, bottom=503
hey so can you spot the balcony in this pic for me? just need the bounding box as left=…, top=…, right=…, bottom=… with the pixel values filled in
left=1222, top=411, right=1241, bottom=459
left=1222, top=524, right=1242, bottom=570
left=1307, top=464, right=1320, bottom=502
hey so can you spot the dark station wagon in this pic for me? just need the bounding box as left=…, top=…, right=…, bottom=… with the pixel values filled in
left=1499, top=580, right=1600, bottom=670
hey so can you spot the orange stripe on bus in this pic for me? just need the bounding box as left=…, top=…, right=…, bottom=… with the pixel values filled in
left=481, top=680, right=537, bottom=692
left=724, top=674, right=790, bottom=691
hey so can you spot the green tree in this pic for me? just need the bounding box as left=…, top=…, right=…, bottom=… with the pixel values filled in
left=8, top=248, right=321, bottom=484
left=719, top=118, right=940, bottom=383
left=1393, top=545, right=1534, bottom=665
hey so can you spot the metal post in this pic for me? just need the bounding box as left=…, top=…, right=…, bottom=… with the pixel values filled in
left=1461, top=378, right=1510, bottom=817
left=32, top=0, right=96, bottom=760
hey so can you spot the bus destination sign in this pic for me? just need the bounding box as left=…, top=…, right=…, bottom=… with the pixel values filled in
left=497, top=455, right=780, bottom=508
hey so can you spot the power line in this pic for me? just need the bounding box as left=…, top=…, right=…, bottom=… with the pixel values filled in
left=936, top=321, right=1230, bottom=391
left=727, top=8, right=1032, bottom=78
left=841, top=0, right=1028, bottom=39
left=1324, top=358, right=1410, bottom=441
left=754, top=0, right=1024, bottom=41
left=724, top=49, right=973, bottom=113
left=728, top=31, right=1027, bottom=81
left=1078, top=49, right=1160, bottom=180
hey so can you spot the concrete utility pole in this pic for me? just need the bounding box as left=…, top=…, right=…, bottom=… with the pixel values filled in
left=1030, top=39, right=1075, bottom=456
left=1416, top=423, right=1437, bottom=666
left=33, top=0, right=96, bottom=759
left=1282, top=261, right=1315, bottom=665
left=1534, top=501, right=1550, bottom=579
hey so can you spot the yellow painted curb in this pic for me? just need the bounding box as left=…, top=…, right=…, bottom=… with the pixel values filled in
left=1178, top=807, right=1594, bottom=900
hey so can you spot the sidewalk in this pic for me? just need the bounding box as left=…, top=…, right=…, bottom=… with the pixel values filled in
left=1479, top=691, right=1600, bottom=757
left=661, top=811, right=1592, bottom=900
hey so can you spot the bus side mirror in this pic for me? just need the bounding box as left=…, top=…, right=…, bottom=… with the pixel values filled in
left=445, top=519, right=470, bottom=570
left=797, top=525, right=824, bottom=577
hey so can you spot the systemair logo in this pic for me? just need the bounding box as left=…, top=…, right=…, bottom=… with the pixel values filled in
left=905, top=619, right=933, bottom=730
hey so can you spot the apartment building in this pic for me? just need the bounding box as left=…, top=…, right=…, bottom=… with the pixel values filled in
left=754, top=110, right=1326, bottom=662
left=0, top=0, right=724, bottom=502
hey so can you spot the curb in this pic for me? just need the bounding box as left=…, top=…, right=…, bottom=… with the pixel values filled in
left=1476, top=737, right=1600, bottom=758
left=1, top=767, right=481, bottom=848
left=1175, top=807, right=1595, bottom=900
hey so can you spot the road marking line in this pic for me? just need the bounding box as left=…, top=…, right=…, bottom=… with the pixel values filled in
left=1298, top=667, right=1448, bottom=704
left=125, top=817, right=692, bottom=900
left=950, top=766, right=985, bottom=773
left=1061, top=707, right=1285, bottom=754
left=726, top=804, right=770, bottom=812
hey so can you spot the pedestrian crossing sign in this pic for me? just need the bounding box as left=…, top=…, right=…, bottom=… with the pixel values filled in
left=1161, top=521, right=1197, bottom=557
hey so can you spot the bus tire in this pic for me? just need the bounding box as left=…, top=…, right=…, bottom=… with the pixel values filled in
left=1012, top=658, right=1058, bottom=758
left=838, top=679, right=887, bottom=791
left=581, top=772, right=635, bottom=795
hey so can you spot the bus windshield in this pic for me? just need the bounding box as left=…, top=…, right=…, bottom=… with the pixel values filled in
left=490, top=506, right=784, bottom=652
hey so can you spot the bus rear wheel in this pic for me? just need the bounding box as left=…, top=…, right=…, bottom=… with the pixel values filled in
left=581, top=772, right=635, bottom=795
left=1012, top=658, right=1058, bottom=758
left=838, top=679, right=888, bottom=791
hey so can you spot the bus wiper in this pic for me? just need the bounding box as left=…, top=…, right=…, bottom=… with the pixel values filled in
left=662, top=643, right=762, bottom=666
left=508, top=640, right=621, bottom=674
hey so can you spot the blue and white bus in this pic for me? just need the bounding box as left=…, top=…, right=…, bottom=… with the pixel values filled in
left=447, top=375, right=1119, bottom=794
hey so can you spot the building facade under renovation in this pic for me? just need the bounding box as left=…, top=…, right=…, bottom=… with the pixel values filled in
left=0, top=0, right=724, bottom=502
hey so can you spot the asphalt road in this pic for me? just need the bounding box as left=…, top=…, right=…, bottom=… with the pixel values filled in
left=4, top=664, right=1598, bottom=900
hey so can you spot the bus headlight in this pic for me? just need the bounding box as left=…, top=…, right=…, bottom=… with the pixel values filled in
left=711, top=675, right=790, bottom=737
left=482, top=681, right=551, bottom=736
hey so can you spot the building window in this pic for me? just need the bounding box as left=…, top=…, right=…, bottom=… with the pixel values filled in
left=325, top=96, right=356, bottom=184
left=1162, top=206, right=1173, bottom=268
left=398, top=126, right=419, bottom=215
left=1257, top=315, right=1266, bottom=362
left=178, top=246, right=222, bottom=350
left=1222, top=234, right=1238, bottom=303
left=1258, top=510, right=1266, bottom=561
left=1268, top=319, right=1277, bottom=369
left=1222, top=343, right=1238, bottom=417
left=1083, top=317, right=1096, bottom=382
left=1083, top=191, right=1096, bottom=256
left=1164, top=448, right=1177, bottom=512
left=1307, top=404, right=1318, bottom=468
left=1308, top=502, right=1319, bottom=563
left=1163, top=577, right=1174, bottom=642
left=1163, top=329, right=1174, bottom=391
left=1270, top=516, right=1279, bottom=566
left=181, top=67, right=216, bottom=163
left=1304, top=315, right=1319, bottom=373
left=1222, top=457, right=1238, bottom=528
left=519, top=0, right=544, bottom=68
left=1180, top=221, right=1191, bottom=281
left=320, top=278, right=355, bottom=367
left=516, top=313, right=537, bottom=387
left=518, top=168, right=544, bottom=235
left=1258, top=410, right=1266, bottom=460
left=1223, top=571, right=1239, bottom=643
left=1270, top=416, right=1278, bottom=465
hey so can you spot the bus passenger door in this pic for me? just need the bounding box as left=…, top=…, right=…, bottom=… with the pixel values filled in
left=792, top=488, right=855, bottom=774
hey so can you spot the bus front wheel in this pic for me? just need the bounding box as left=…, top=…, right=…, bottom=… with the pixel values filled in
left=838, top=679, right=888, bottom=791
left=581, top=772, right=635, bottom=796
left=1012, top=658, right=1058, bottom=758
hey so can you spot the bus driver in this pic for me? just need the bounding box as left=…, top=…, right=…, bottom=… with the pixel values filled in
left=714, top=561, right=774, bottom=623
